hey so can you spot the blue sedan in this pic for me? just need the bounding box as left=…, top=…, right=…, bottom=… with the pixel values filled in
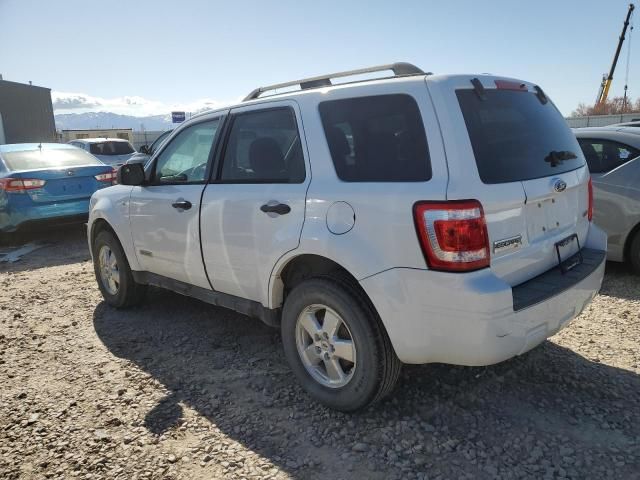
left=0, top=143, right=116, bottom=236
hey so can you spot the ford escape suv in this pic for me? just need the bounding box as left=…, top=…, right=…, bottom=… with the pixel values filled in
left=88, top=63, right=606, bottom=411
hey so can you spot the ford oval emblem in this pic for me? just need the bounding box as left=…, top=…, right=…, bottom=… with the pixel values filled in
left=553, top=179, right=567, bottom=193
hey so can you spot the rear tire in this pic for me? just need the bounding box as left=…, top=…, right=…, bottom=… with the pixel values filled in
left=281, top=276, right=401, bottom=411
left=93, top=230, right=146, bottom=308
left=629, top=230, right=640, bottom=275
left=0, top=232, right=9, bottom=247
left=0, top=231, right=20, bottom=246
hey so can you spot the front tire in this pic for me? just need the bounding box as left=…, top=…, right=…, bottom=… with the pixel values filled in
left=281, top=276, right=401, bottom=411
left=629, top=230, right=640, bottom=275
left=93, top=230, right=146, bottom=308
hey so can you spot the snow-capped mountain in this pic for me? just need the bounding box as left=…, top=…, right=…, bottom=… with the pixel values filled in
left=55, top=112, right=176, bottom=131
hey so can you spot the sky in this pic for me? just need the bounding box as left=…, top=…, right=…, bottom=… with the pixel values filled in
left=0, top=0, right=638, bottom=117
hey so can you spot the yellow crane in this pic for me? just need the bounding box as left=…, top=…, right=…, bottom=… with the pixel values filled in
left=595, top=3, right=635, bottom=109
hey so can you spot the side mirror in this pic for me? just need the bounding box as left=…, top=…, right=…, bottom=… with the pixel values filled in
left=138, top=145, right=150, bottom=154
left=117, top=163, right=146, bottom=186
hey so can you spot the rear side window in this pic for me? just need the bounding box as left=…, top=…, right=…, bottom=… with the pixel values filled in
left=457, top=89, right=585, bottom=184
left=220, top=108, right=305, bottom=183
left=577, top=138, right=640, bottom=173
left=319, top=94, right=431, bottom=182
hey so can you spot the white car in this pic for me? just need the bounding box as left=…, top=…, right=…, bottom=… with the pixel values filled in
left=88, top=63, right=607, bottom=411
left=69, top=138, right=137, bottom=166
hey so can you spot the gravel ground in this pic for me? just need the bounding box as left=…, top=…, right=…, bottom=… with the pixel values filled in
left=1, top=226, right=639, bottom=480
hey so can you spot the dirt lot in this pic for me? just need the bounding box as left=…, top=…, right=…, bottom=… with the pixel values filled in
left=0, top=227, right=639, bottom=480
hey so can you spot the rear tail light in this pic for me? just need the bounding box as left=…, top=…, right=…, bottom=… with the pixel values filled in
left=0, top=178, right=46, bottom=193
left=95, top=170, right=117, bottom=184
left=413, top=200, right=490, bottom=272
left=587, top=177, right=593, bottom=222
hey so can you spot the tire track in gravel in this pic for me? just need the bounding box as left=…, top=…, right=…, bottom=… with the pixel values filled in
left=1, top=226, right=639, bottom=480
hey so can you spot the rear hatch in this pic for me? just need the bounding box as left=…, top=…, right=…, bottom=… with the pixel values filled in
left=427, top=75, right=590, bottom=286
left=95, top=153, right=134, bottom=167
left=90, top=141, right=136, bottom=167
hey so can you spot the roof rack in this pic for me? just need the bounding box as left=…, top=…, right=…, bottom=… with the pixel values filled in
left=243, top=62, right=426, bottom=101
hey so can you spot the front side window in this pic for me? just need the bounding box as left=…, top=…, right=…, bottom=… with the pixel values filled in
left=153, top=119, right=219, bottom=183
left=151, top=130, right=172, bottom=154
left=219, top=108, right=305, bottom=183
left=577, top=138, right=640, bottom=173
left=319, top=94, right=431, bottom=182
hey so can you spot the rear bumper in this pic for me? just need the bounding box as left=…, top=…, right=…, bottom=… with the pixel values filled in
left=360, top=224, right=607, bottom=365
left=0, top=199, right=90, bottom=232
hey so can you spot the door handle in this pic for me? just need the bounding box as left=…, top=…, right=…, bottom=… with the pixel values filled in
left=260, top=203, right=291, bottom=215
left=171, top=200, right=192, bottom=210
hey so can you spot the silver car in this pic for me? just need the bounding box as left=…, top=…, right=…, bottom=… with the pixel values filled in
left=574, top=126, right=640, bottom=272
left=68, top=138, right=137, bottom=167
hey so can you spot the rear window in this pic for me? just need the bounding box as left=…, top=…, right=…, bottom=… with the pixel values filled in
left=319, top=94, right=431, bottom=182
left=90, top=141, right=134, bottom=156
left=457, top=89, right=585, bottom=184
left=2, top=147, right=102, bottom=171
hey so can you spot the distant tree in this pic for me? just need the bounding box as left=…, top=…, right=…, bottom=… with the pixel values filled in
left=572, top=103, right=593, bottom=117
left=571, top=96, right=640, bottom=117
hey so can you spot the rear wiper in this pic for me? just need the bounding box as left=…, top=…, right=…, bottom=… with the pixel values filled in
left=544, top=150, right=577, bottom=167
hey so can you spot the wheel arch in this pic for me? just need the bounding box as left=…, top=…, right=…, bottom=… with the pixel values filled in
left=89, top=216, right=140, bottom=271
left=90, top=218, right=117, bottom=251
left=623, top=220, right=640, bottom=261
left=271, top=254, right=362, bottom=309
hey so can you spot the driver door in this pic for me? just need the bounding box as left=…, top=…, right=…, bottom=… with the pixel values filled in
left=129, top=114, right=224, bottom=288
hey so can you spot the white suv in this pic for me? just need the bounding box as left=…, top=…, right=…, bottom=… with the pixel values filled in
left=88, top=63, right=607, bottom=411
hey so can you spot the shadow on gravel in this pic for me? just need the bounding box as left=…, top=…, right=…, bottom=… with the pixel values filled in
left=93, top=286, right=640, bottom=479
left=599, top=261, right=640, bottom=301
left=0, top=224, right=89, bottom=273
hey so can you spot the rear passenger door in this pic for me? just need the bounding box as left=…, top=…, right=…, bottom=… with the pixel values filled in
left=200, top=102, right=309, bottom=304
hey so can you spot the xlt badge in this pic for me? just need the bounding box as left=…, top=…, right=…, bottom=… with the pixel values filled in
left=493, top=235, right=523, bottom=253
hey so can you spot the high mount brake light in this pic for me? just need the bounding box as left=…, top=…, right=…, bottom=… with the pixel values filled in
left=495, top=80, right=528, bottom=91
left=0, top=178, right=46, bottom=193
left=413, top=200, right=490, bottom=272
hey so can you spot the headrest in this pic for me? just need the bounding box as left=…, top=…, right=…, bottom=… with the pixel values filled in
left=249, top=137, right=286, bottom=179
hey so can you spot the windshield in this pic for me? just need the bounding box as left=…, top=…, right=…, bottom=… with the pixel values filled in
left=2, top=147, right=102, bottom=171
left=457, top=89, right=585, bottom=184
left=89, top=141, right=134, bottom=156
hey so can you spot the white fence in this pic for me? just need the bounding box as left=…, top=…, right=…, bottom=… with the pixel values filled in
left=566, top=113, right=640, bottom=128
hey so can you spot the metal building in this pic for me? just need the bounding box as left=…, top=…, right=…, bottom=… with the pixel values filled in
left=0, top=78, right=56, bottom=144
